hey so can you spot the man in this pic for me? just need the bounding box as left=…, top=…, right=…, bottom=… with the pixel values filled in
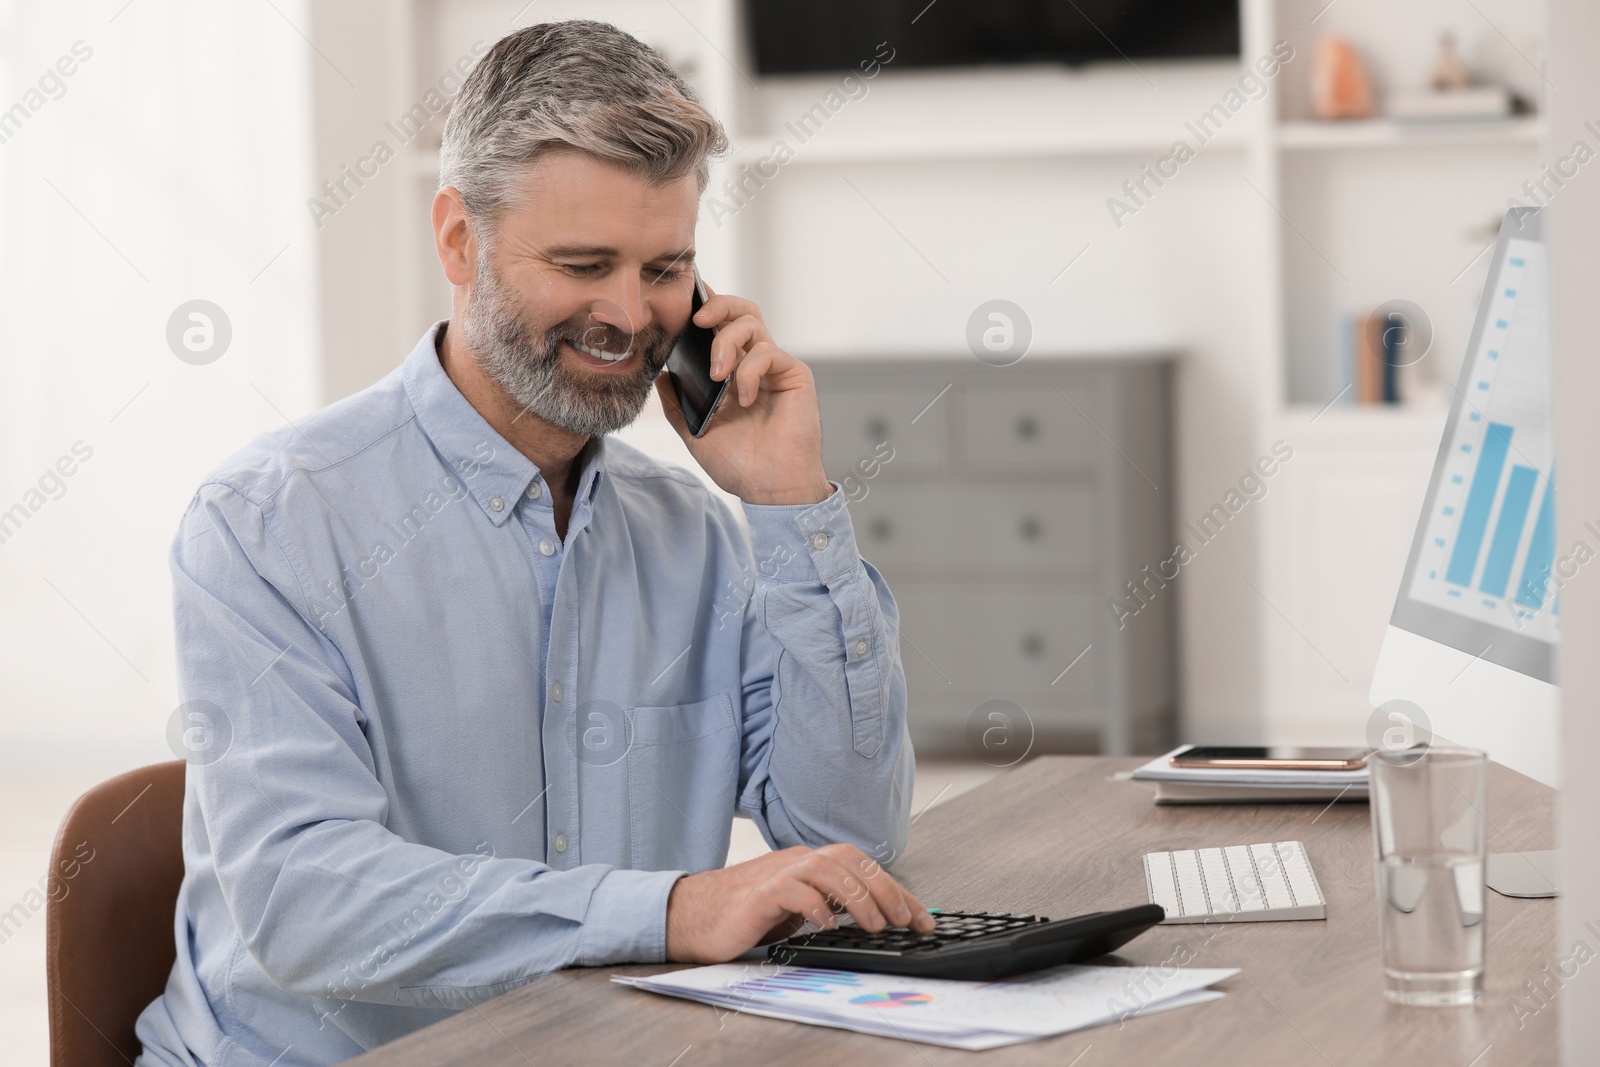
left=135, top=20, right=929, bottom=1067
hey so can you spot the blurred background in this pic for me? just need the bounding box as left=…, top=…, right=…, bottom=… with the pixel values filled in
left=0, top=0, right=1551, bottom=1059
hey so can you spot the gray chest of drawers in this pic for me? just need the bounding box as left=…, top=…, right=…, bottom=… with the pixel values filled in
left=812, top=357, right=1175, bottom=757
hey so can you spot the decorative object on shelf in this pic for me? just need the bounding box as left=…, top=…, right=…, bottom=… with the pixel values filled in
left=1311, top=37, right=1375, bottom=120
left=1388, top=30, right=1515, bottom=123
left=1430, top=31, right=1471, bottom=90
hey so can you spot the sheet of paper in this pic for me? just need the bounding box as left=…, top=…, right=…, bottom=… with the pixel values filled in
left=617, top=961, right=1238, bottom=1047
left=616, top=981, right=1226, bottom=1050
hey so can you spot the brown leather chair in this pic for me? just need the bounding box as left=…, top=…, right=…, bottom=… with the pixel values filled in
left=46, top=761, right=186, bottom=1067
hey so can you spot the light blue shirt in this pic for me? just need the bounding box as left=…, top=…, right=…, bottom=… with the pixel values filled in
left=135, top=321, right=913, bottom=1066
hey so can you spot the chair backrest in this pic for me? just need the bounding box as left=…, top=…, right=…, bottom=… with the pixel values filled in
left=46, top=761, right=186, bottom=1067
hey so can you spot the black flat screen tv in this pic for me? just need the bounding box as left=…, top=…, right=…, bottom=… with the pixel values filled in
left=745, top=0, right=1241, bottom=75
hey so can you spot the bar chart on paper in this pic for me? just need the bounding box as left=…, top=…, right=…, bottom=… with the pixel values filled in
left=1408, top=238, right=1557, bottom=641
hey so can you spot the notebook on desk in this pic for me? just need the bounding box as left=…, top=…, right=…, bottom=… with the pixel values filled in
left=1131, top=747, right=1368, bottom=805
left=1150, top=782, right=1367, bottom=805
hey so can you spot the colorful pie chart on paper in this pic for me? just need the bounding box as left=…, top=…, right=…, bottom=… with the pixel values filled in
left=848, top=991, right=933, bottom=1007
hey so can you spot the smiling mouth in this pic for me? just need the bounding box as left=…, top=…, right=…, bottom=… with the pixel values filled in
left=568, top=339, right=632, bottom=363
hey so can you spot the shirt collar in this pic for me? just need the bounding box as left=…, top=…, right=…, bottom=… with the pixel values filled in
left=402, top=319, right=607, bottom=527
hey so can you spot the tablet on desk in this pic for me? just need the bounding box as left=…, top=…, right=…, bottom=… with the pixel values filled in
left=1169, top=746, right=1373, bottom=771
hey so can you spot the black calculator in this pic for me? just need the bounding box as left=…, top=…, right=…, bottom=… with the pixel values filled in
left=766, top=904, right=1166, bottom=981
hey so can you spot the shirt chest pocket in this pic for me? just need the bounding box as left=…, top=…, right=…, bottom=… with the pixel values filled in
left=626, top=694, right=739, bottom=872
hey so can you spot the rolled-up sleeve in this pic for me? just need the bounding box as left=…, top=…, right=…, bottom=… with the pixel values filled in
left=734, top=485, right=914, bottom=863
left=174, top=482, right=683, bottom=1009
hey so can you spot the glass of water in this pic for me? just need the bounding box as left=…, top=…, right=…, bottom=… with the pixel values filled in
left=1369, top=745, right=1488, bottom=1006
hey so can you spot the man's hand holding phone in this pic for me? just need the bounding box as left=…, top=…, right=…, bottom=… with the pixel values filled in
left=657, top=278, right=833, bottom=507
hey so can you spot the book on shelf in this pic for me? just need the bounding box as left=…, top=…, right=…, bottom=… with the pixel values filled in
left=1387, top=86, right=1514, bottom=123
left=1337, top=310, right=1404, bottom=406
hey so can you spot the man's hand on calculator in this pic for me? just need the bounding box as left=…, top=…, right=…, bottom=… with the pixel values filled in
left=664, top=843, right=936, bottom=964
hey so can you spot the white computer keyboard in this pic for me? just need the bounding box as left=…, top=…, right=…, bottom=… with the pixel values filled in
left=1144, top=840, right=1327, bottom=923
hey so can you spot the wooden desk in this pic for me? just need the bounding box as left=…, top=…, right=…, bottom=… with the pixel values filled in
left=347, top=756, right=1558, bottom=1066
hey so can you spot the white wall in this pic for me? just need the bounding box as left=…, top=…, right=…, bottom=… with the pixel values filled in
left=0, top=0, right=320, bottom=760
left=307, top=0, right=430, bottom=405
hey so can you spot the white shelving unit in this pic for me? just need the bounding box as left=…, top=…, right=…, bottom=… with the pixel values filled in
left=1276, top=116, right=1542, bottom=150
left=416, top=126, right=1251, bottom=173
left=1254, top=0, right=1546, bottom=743
left=310, top=0, right=1550, bottom=749
left=730, top=127, right=1250, bottom=163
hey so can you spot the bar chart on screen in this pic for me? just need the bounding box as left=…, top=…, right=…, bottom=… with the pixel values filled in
left=1408, top=238, right=1558, bottom=641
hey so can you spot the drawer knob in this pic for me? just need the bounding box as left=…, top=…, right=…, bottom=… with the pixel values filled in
left=1020, top=633, right=1046, bottom=658
left=1018, top=516, right=1042, bottom=541
left=1015, top=415, right=1039, bottom=440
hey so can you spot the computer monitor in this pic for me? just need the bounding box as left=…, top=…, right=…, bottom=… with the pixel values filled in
left=1370, top=207, right=1559, bottom=796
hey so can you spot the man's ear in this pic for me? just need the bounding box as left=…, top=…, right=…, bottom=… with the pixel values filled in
left=432, top=186, right=477, bottom=287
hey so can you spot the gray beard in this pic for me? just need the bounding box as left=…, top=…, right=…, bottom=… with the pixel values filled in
left=460, top=252, right=672, bottom=438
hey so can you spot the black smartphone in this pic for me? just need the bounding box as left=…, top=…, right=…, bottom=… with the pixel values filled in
left=1169, top=746, right=1372, bottom=770
left=663, top=270, right=728, bottom=437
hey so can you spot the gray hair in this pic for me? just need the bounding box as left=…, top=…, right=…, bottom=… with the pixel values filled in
left=440, top=20, right=728, bottom=233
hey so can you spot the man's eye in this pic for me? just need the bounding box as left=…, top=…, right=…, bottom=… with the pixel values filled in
left=650, top=267, right=687, bottom=282
left=562, top=263, right=604, bottom=276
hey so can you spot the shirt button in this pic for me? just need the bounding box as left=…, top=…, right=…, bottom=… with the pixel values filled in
left=526, top=483, right=542, bottom=499
left=551, top=683, right=563, bottom=702
left=489, top=496, right=505, bottom=512
left=810, top=531, right=829, bottom=550
left=554, top=833, right=568, bottom=853
left=855, top=639, right=869, bottom=656
left=539, top=538, right=556, bottom=556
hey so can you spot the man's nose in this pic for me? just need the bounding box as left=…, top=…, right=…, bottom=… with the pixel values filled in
left=589, top=272, right=650, bottom=337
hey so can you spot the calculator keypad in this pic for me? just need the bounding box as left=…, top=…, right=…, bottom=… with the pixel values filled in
left=783, top=910, right=1049, bottom=955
